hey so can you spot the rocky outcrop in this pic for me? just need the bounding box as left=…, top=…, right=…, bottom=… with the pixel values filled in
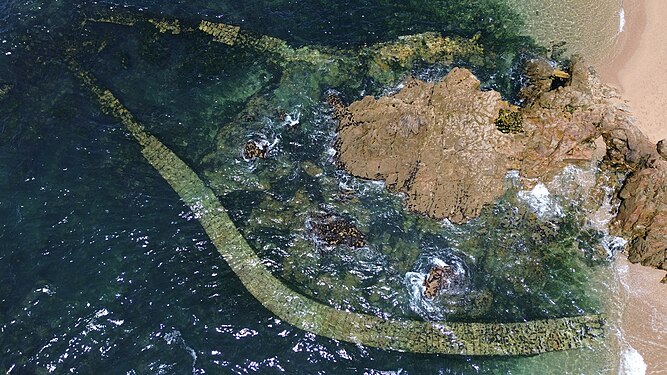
left=333, top=57, right=667, bottom=272
left=582, top=66, right=667, bottom=271
left=592, top=82, right=667, bottom=271
left=614, top=162, right=667, bottom=269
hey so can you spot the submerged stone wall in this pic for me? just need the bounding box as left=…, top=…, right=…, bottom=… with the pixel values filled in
left=81, top=3, right=483, bottom=87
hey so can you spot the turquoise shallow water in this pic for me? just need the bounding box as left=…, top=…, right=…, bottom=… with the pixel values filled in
left=0, top=0, right=624, bottom=373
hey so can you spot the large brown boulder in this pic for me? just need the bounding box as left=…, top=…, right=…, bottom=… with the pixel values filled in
left=592, top=83, right=667, bottom=271
left=613, top=160, right=667, bottom=270
left=658, top=139, right=667, bottom=160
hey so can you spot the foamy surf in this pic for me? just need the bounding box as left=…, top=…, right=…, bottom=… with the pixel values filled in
left=517, top=183, right=564, bottom=219
left=613, top=255, right=667, bottom=374
left=620, top=347, right=647, bottom=375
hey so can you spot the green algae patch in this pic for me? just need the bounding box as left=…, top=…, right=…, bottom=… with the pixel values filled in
left=83, top=7, right=484, bottom=86
left=198, top=20, right=240, bottom=45
left=495, top=108, right=524, bottom=134
left=148, top=18, right=181, bottom=35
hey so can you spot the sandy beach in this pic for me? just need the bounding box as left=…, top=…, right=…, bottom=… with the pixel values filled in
left=597, top=0, right=667, bottom=143
left=596, top=1, right=667, bottom=373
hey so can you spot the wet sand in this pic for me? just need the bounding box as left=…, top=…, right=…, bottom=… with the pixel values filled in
left=596, top=1, right=667, bottom=373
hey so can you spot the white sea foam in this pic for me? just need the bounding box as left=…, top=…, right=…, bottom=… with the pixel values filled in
left=517, top=183, right=564, bottom=218
left=281, top=111, right=300, bottom=128
left=620, top=347, right=647, bottom=375
left=550, top=165, right=627, bottom=257
left=382, top=81, right=405, bottom=97
left=601, top=234, right=627, bottom=258
left=619, top=7, right=626, bottom=33
left=404, top=256, right=468, bottom=320
left=505, top=170, right=521, bottom=181
left=405, top=270, right=450, bottom=320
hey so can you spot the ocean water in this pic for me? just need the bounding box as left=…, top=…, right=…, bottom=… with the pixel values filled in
left=0, top=0, right=629, bottom=373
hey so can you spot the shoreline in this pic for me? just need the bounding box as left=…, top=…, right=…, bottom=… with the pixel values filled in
left=596, top=1, right=667, bottom=373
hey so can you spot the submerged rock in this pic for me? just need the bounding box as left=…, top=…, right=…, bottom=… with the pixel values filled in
left=308, top=213, right=365, bottom=248
left=0, top=83, right=12, bottom=100
left=242, top=139, right=270, bottom=160
left=423, top=265, right=454, bottom=298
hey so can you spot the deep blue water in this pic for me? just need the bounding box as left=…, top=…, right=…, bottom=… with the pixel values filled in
left=0, top=1, right=616, bottom=373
